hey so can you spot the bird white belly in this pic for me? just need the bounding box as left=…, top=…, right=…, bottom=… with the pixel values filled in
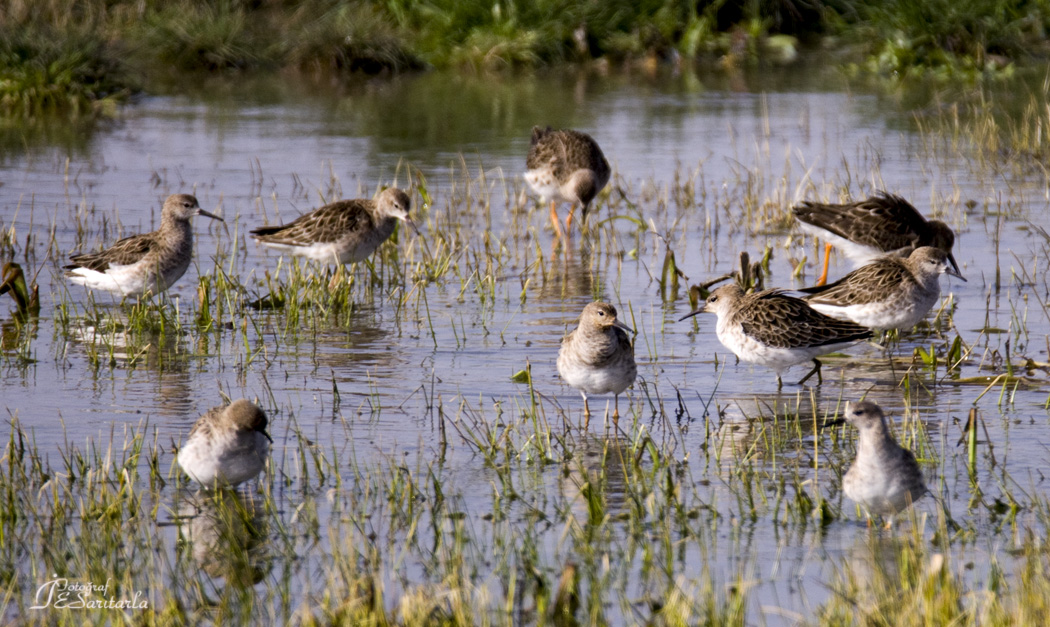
left=525, top=169, right=569, bottom=204
left=799, top=223, right=884, bottom=266
left=178, top=432, right=268, bottom=488
left=258, top=240, right=368, bottom=264
left=809, top=290, right=937, bottom=330
left=845, top=464, right=915, bottom=515
left=734, top=338, right=818, bottom=371
left=66, top=258, right=181, bottom=297
left=716, top=320, right=857, bottom=373
left=562, top=367, right=629, bottom=396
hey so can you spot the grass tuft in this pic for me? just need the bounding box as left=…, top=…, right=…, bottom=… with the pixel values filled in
left=0, top=26, right=132, bottom=119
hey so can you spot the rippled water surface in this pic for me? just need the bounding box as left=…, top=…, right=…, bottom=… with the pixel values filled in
left=2, top=65, right=1049, bottom=623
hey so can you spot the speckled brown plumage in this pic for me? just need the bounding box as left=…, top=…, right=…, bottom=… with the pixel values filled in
left=64, top=194, right=223, bottom=297
left=525, top=126, right=610, bottom=233
left=792, top=191, right=961, bottom=275
left=251, top=188, right=412, bottom=264
left=799, top=246, right=964, bottom=330
left=679, top=284, right=872, bottom=387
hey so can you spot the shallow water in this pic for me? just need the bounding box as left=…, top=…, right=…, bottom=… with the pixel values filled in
left=2, top=63, right=1049, bottom=623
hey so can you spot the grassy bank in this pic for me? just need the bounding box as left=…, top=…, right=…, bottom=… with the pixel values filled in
left=4, top=0, right=1050, bottom=121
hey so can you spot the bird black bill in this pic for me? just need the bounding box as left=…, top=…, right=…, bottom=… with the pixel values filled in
left=819, top=418, right=847, bottom=429
left=677, top=308, right=705, bottom=322
left=197, top=208, right=224, bottom=222
left=946, top=257, right=966, bottom=282
left=402, top=217, right=421, bottom=236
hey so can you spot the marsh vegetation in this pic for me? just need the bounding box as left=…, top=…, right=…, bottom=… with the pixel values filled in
left=2, top=60, right=1050, bottom=625
left=5, top=0, right=1050, bottom=125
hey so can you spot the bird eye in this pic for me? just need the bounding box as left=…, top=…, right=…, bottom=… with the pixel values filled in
left=597, top=310, right=605, bottom=316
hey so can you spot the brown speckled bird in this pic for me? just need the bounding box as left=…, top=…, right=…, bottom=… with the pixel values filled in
left=65, top=194, right=223, bottom=298
left=792, top=191, right=961, bottom=286
left=251, top=188, right=414, bottom=265
left=525, top=126, right=610, bottom=238
left=557, top=301, right=636, bottom=426
left=799, top=246, right=965, bottom=331
left=679, top=284, right=872, bottom=388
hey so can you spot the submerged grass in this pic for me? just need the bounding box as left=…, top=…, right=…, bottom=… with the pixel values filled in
left=2, top=376, right=1049, bottom=625
left=4, top=77, right=1050, bottom=624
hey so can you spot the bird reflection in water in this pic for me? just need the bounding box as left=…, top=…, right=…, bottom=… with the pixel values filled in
left=176, top=489, right=272, bottom=588
left=560, top=435, right=632, bottom=522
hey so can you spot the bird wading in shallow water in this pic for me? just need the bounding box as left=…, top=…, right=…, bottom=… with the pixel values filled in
left=798, top=246, right=965, bottom=332
left=525, top=126, right=610, bottom=239
left=841, top=400, right=927, bottom=529
left=65, top=194, right=223, bottom=298
left=792, top=191, right=960, bottom=286
left=250, top=187, right=414, bottom=266
left=178, top=399, right=273, bottom=489
left=679, top=284, right=872, bottom=388
left=557, top=301, right=636, bottom=428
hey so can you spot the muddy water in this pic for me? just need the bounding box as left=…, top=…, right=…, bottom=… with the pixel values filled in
left=1, top=64, right=1048, bottom=622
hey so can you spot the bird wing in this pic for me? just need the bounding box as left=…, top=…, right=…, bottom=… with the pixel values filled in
left=614, top=326, right=634, bottom=360
left=185, top=406, right=222, bottom=441
left=893, top=446, right=928, bottom=496
left=577, top=131, right=610, bottom=181
left=739, top=290, right=872, bottom=348
left=798, top=259, right=910, bottom=306
left=526, top=127, right=557, bottom=170
left=251, top=200, right=372, bottom=246
left=588, top=327, right=634, bottom=367
left=66, top=233, right=155, bottom=271
left=793, top=192, right=929, bottom=252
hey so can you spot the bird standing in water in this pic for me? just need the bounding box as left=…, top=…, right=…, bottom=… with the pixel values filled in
left=841, top=400, right=927, bottom=528
left=557, top=301, right=636, bottom=428
left=679, top=284, right=872, bottom=388
left=525, top=126, right=610, bottom=239
left=65, top=194, right=223, bottom=298
left=178, top=399, right=273, bottom=489
left=792, top=192, right=960, bottom=286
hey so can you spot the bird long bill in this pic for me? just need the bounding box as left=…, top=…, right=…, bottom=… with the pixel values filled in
left=197, top=208, right=225, bottom=222
left=402, top=217, right=421, bottom=235
left=820, top=417, right=847, bottom=429
left=946, top=252, right=963, bottom=279
left=613, top=318, right=634, bottom=334
left=677, top=308, right=704, bottom=322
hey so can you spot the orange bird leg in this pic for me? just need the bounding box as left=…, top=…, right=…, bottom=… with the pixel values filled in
left=565, top=204, right=578, bottom=234
left=549, top=200, right=564, bottom=239
left=816, top=242, right=833, bottom=286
